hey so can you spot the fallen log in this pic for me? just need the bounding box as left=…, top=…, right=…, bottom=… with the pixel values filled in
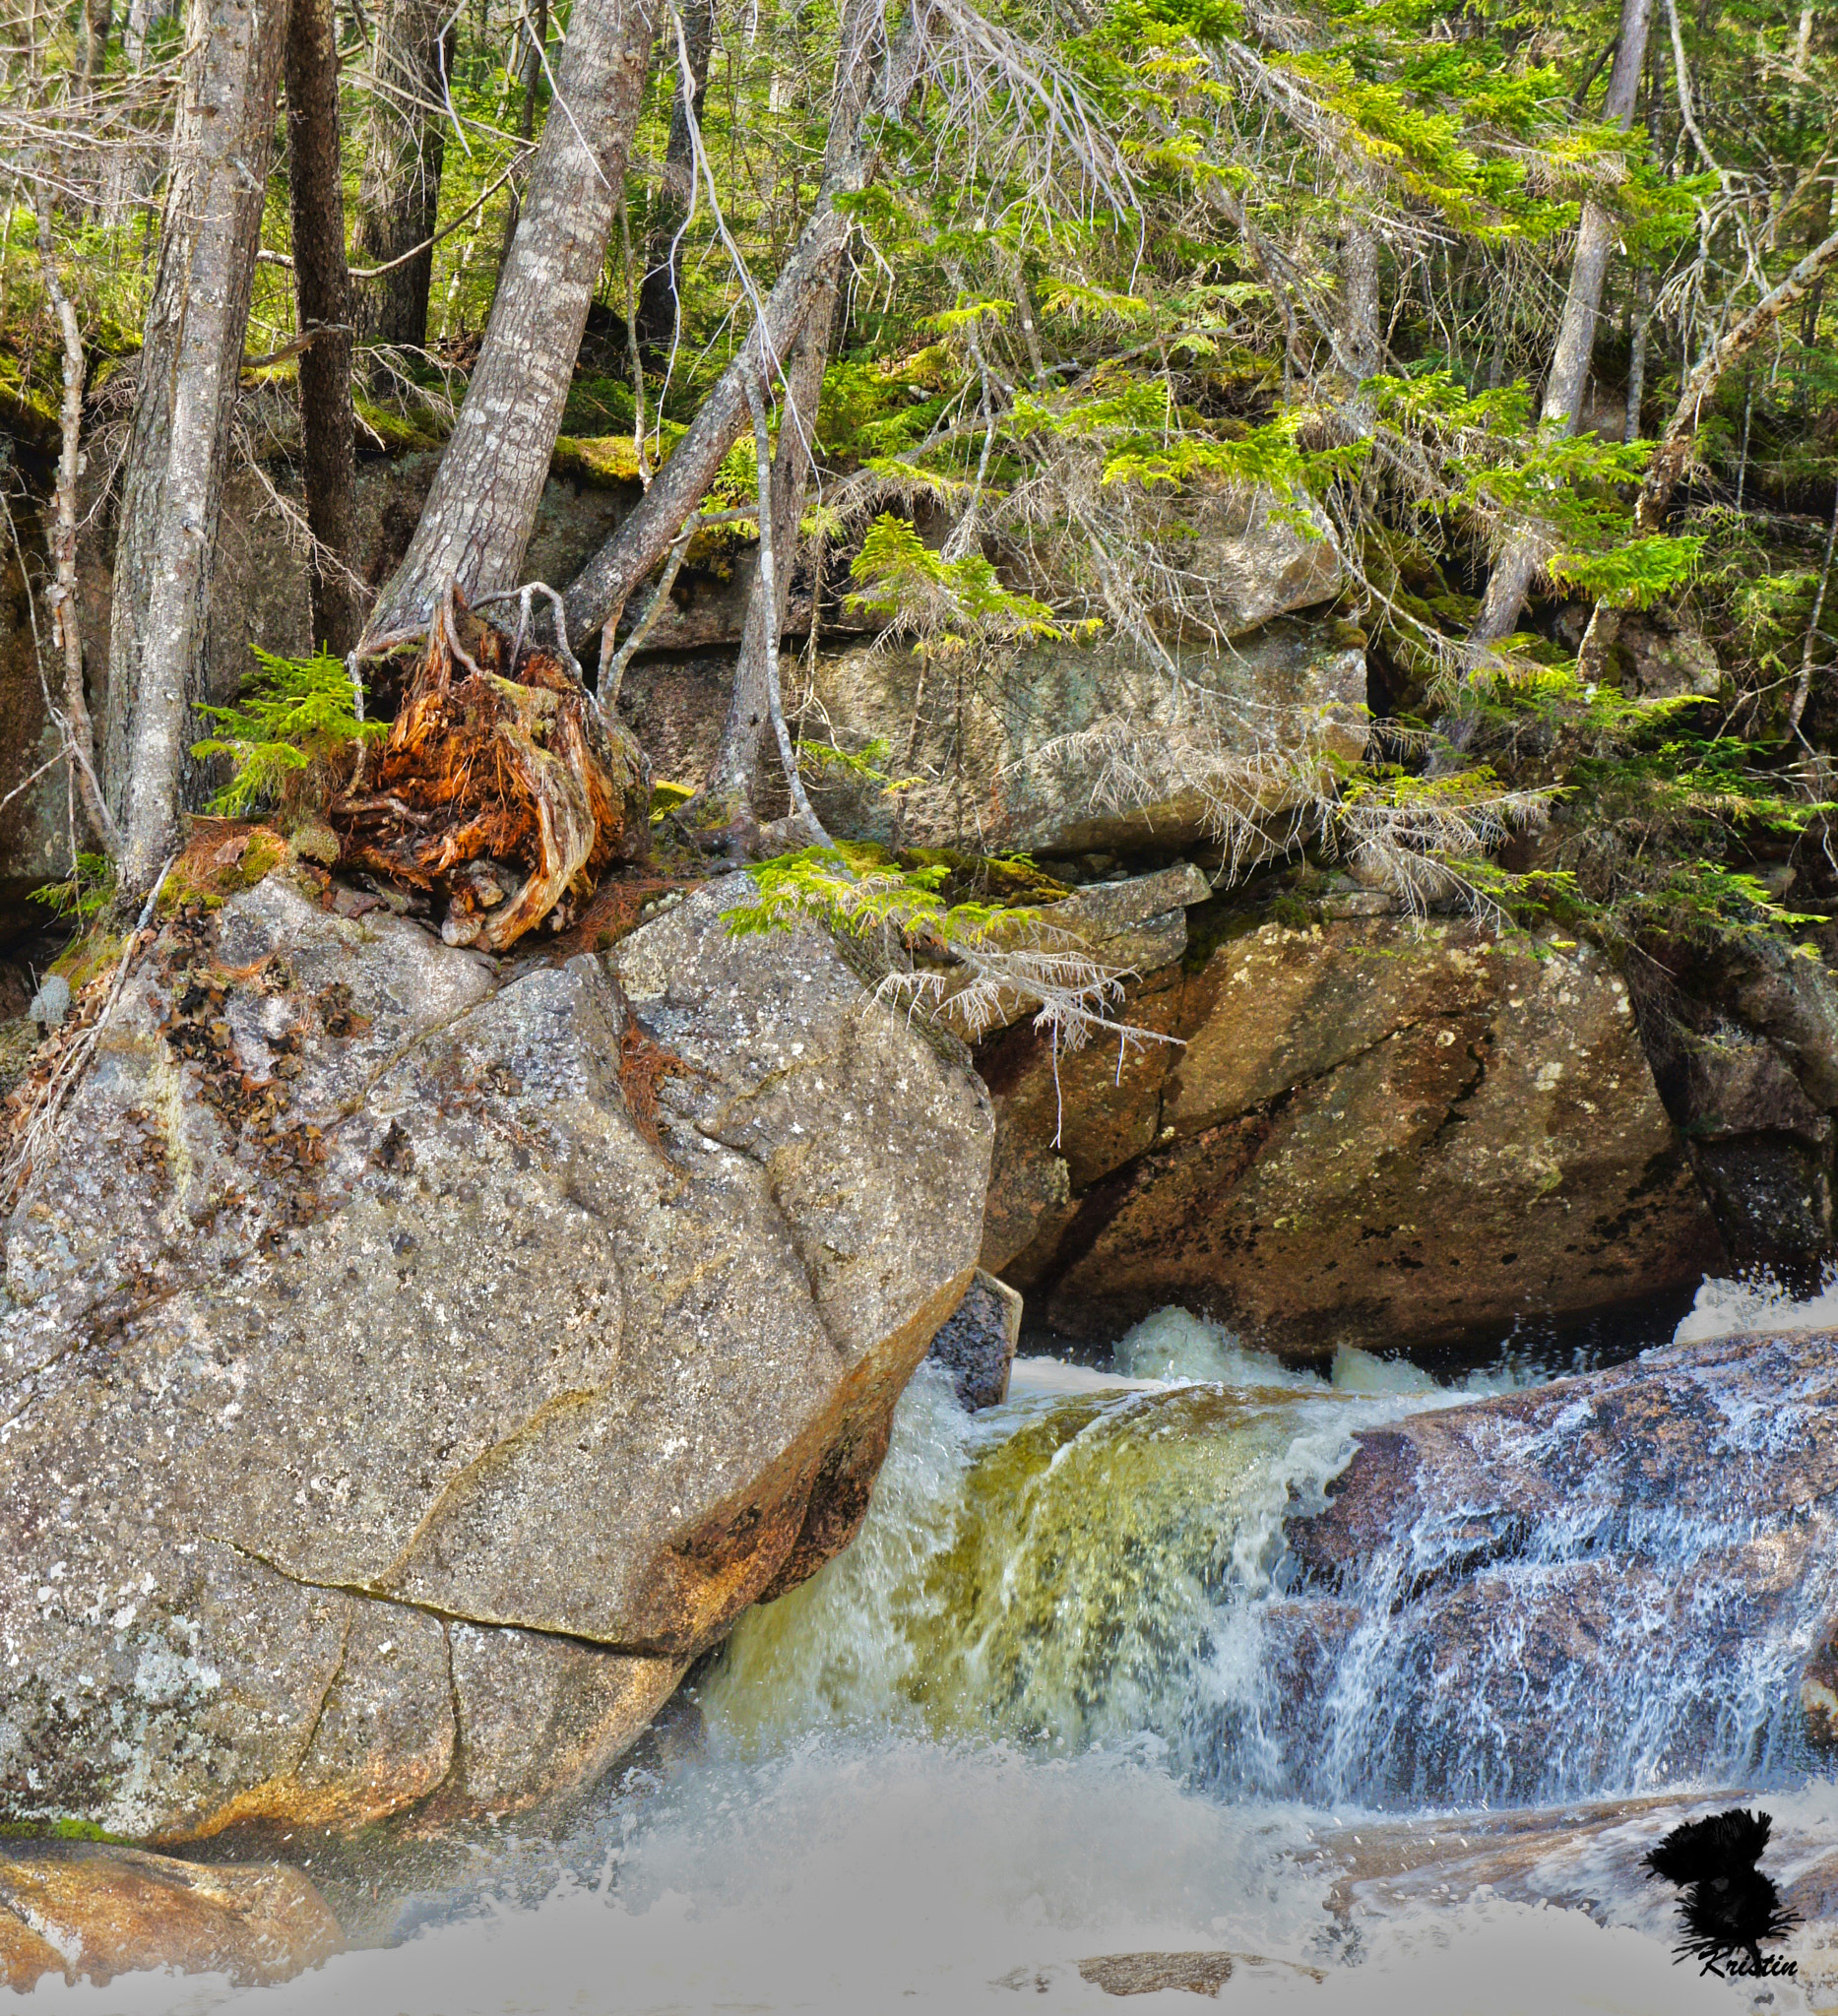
left=333, top=585, right=651, bottom=951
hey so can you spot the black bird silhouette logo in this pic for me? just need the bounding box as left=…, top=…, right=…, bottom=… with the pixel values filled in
left=1644, top=1807, right=1801, bottom=1978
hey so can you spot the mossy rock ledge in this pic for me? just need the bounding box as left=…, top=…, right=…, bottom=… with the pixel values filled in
left=0, top=872, right=992, bottom=1844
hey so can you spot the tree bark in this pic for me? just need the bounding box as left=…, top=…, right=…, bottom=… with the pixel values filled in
left=560, top=0, right=900, bottom=654
left=349, top=0, right=451, bottom=353
left=701, top=281, right=836, bottom=829
left=1338, top=221, right=1379, bottom=439
left=104, top=0, right=287, bottom=895
left=361, top=0, right=663, bottom=644
left=635, top=0, right=713, bottom=359
left=285, top=0, right=362, bottom=654
left=1465, top=0, right=1656, bottom=661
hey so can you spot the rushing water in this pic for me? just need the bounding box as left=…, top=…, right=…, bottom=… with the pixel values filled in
left=26, top=1285, right=1838, bottom=2014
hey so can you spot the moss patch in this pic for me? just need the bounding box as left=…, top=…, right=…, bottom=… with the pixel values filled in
left=552, top=423, right=688, bottom=488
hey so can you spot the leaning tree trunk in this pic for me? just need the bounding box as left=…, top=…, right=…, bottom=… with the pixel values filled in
left=1464, top=0, right=1656, bottom=665
left=635, top=0, right=713, bottom=358
left=699, top=282, right=837, bottom=836
left=349, top=0, right=452, bottom=354
left=104, top=0, right=287, bottom=896
left=362, top=0, right=662, bottom=643
left=285, top=0, right=362, bottom=654
left=560, top=0, right=901, bottom=655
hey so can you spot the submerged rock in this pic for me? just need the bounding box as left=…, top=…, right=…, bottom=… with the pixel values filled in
left=0, top=1840, right=342, bottom=1990
left=0, top=871, right=991, bottom=1843
left=985, top=915, right=1723, bottom=1354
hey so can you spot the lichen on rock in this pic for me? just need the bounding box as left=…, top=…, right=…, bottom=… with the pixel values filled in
left=0, top=870, right=992, bottom=1844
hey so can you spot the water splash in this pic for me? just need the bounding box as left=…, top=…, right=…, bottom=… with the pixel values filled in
left=28, top=1745, right=1788, bottom=2015
left=1675, top=1268, right=1838, bottom=1345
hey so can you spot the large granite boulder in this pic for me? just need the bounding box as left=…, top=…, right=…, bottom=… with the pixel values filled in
left=789, top=622, right=1367, bottom=859
left=1280, top=1326, right=1838, bottom=1805
left=0, top=870, right=991, bottom=1843
left=984, top=913, right=1724, bottom=1354
left=620, top=493, right=1359, bottom=858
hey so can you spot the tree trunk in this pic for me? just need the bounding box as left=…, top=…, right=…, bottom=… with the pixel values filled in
left=701, top=282, right=836, bottom=831
left=1338, top=222, right=1379, bottom=439
left=496, top=0, right=549, bottom=274
left=99, top=0, right=163, bottom=221
left=33, top=195, right=118, bottom=851
left=1465, top=0, right=1656, bottom=661
left=635, top=0, right=713, bottom=359
left=349, top=0, right=452, bottom=353
left=104, top=0, right=287, bottom=896
left=561, top=0, right=900, bottom=654
left=1633, top=225, right=1838, bottom=532
left=362, top=0, right=664, bottom=644
left=80, top=0, right=112, bottom=92
left=285, top=0, right=362, bottom=654
left=1801, top=174, right=1832, bottom=351
left=1624, top=265, right=1651, bottom=442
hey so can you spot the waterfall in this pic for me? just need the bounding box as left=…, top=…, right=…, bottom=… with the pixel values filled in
left=703, top=1302, right=1838, bottom=1813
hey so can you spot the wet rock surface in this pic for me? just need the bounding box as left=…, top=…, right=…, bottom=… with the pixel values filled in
left=1279, top=1327, right=1838, bottom=1804
left=0, top=1840, right=343, bottom=1989
left=926, top=1269, right=1023, bottom=1411
left=0, top=870, right=991, bottom=1843
left=986, top=914, right=1722, bottom=1354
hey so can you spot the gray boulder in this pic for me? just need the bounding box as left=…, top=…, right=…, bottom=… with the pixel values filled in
left=0, top=870, right=991, bottom=1843
left=789, top=621, right=1367, bottom=859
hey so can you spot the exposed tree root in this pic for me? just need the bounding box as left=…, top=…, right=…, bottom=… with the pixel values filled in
left=336, top=585, right=652, bottom=952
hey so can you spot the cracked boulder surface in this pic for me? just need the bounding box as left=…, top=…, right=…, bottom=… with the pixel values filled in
left=982, top=914, right=1723, bottom=1355
left=0, top=871, right=992, bottom=1843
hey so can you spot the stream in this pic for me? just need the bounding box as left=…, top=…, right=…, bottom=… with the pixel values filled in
left=29, top=1282, right=1838, bottom=2014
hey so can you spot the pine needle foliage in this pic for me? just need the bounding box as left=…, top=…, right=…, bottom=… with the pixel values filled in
left=191, top=650, right=385, bottom=819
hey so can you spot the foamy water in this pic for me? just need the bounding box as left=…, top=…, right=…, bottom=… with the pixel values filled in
left=19, top=1744, right=1802, bottom=2014
left=17, top=1290, right=1835, bottom=2014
